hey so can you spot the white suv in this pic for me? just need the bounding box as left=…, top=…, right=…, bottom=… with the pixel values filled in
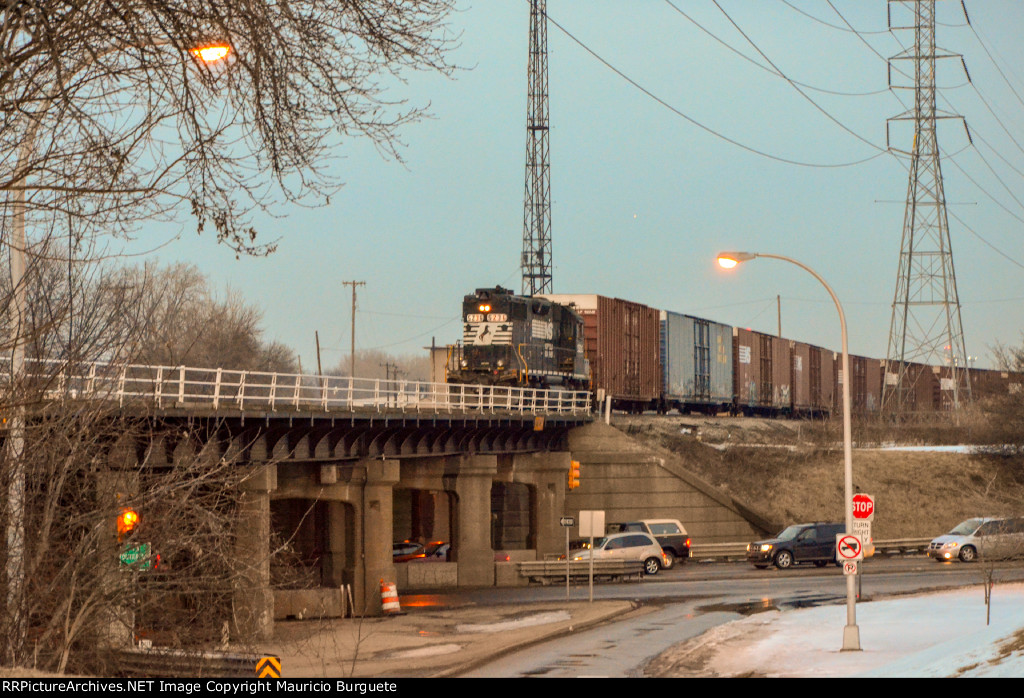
left=571, top=532, right=668, bottom=575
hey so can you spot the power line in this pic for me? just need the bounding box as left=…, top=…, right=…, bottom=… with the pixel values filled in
left=663, top=0, right=889, bottom=97
left=544, top=8, right=886, bottom=169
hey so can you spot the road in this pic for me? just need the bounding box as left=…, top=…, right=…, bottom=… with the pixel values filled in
left=447, top=556, right=1024, bottom=677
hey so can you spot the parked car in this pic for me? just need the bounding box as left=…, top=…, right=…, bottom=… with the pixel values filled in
left=928, top=517, right=1024, bottom=562
left=570, top=531, right=668, bottom=575
left=608, top=519, right=691, bottom=569
left=747, top=522, right=847, bottom=569
left=408, top=541, right=450, bottom=563
left=392, top=540, right=423, bottom=562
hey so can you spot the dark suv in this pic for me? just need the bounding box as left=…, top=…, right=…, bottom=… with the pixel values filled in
left=747, top=522, right=844, bottom=569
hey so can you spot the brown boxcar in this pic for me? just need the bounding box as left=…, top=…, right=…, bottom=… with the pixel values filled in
left=807, top=345, right=835, bottom=417
left=971, top=367, right=1024, bottom=401
left=540, top=294, right=660, bottom=410
left=733, top=328, right=791, bottom=415
left=791, top=341, right=811, bottom=415
left=880, top=360, right=944, bottom=414
left=772, top=334, right=792, bottom=412
left=834, top=354, right=884, bottom=415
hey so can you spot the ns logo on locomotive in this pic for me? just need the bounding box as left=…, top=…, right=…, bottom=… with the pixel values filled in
left=448, top=287, right=590, bottom=390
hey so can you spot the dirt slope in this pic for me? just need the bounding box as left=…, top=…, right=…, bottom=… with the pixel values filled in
left=612, top=415, right=1024, bottom=540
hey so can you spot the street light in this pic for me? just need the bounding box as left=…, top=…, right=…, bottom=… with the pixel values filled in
left=4, top=39, right=231, bottom=661
left=716, top=250, right=860, bottom=651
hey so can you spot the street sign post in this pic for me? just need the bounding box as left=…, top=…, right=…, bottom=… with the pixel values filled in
left=561, top=516, right=576, bottom=600
left=579, top=511, right=605, bottom=603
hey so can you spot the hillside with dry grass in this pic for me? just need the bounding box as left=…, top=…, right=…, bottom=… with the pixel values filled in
left=613, top=407, right=1024, bottom=540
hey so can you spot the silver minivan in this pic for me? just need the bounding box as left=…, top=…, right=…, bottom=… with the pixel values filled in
left=571, top=532, right=668, bottom=575
left=928, top=517, right=1024, bottom=562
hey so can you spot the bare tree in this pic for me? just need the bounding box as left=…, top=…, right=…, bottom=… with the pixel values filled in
left=1, top=0, right=458, bottom=255
left=0, top=254, right=298, bottom=671
left=331, top=348, right=431, bottom=381
left=124, top=261, right=298, bottom=372
left=992, top=336, right=1024, bottom=373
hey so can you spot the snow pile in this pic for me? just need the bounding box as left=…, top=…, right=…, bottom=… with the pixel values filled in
left=698, top=584, right=1024, bottom=677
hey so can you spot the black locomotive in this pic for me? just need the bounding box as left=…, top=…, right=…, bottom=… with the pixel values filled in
left=448, top=287, right=589, bottom=389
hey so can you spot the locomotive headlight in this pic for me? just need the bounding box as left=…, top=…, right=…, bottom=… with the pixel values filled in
left=478, top=304, right=492, bottom=313
left=460, top=359, right=468, bottom=368
left=497, top=359, right=505, bottom=367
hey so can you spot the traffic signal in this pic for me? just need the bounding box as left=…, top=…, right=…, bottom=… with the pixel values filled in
left=567, top=460, right=581, bottom=490
left=117, top=508, right=139, bottom=543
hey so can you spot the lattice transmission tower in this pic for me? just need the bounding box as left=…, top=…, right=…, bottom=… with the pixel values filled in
left=521, top=0, right=553, bottom=296
left=882, top=0, right=971, bottom=414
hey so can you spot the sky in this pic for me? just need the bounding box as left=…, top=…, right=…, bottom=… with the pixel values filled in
left=133, top=1, right=1024, bottom=373
left=683, top=582, right=1024, bottom=677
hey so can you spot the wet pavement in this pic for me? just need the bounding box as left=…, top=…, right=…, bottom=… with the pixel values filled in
left=257, top=598, right=640, bottom=678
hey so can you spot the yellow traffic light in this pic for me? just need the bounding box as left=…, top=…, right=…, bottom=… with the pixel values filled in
left=117, top=508, right=139, bottom=542
left=567, top=460, right=581, bottom=490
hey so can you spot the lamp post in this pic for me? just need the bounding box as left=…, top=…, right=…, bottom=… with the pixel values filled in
left=716, top=251, right=860, bottom=651
left=4, top=40, right=231, bottom=661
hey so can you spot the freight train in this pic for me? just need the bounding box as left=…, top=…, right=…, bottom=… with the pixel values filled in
left=449, top=287, right=1023, bottom=416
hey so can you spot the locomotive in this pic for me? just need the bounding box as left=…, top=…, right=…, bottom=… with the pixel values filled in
left=448, top=287, right=590, bottom=390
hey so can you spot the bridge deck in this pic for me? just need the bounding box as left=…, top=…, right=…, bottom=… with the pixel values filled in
left=5, top=358, right=592, bottom=417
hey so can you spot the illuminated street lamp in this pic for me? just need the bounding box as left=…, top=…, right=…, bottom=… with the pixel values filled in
left=191, top=44, right=232, bottom=62
left=716, top=251, right=860, bottom=651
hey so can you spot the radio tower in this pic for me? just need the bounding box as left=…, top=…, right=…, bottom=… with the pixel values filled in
left=521, top=0, right=553, bottom=296
left=882, top=0, right=971, bottom=414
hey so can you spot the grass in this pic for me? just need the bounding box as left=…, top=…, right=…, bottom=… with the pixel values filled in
left=615, top=407, right=1024, bottom=539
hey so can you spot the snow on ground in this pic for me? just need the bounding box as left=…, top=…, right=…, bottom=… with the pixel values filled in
left=694, top=584, right=1024, bottom=677
left=455, top=610, right=571, bottom=634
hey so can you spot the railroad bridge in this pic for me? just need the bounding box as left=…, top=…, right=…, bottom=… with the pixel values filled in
left=8, top=359, right=770, bottom=643
left=6, top=360, right=592, bottom=639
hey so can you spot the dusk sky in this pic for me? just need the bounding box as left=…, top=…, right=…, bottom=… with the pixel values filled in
left=137, top=1, right=1024, bottom=373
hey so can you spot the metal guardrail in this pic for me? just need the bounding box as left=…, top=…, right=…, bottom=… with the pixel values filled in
left=690, top=538, right=933, bottom=560
left=0, top=358, right=592, bottom=416
left=117, top=647, right=272, bottom=678
left=518, top=559, right=645, bottom=584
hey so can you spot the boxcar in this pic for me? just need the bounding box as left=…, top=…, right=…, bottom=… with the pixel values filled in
left=660, top=310, right=733, bottom=414
left=808, top=345, right=835, bottom=417
left=971, top=367, right=1024, bottom=401
left=733, top=328, right=792, bottom=416
left=835, top=354, right=884, bottom=415
left=791, top=341, right=812, bottom=416
left=541, top=294, right=660, bottom=411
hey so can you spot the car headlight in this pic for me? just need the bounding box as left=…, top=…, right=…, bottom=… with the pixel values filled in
left=760, top=544, right=773, bottom=552
left=943, top=542, right=958, bottom=549
left=746, top=543, right=751, bottom=552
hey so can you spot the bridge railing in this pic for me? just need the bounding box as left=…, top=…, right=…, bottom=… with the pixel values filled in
left=0, top=358, right=592, bottom=416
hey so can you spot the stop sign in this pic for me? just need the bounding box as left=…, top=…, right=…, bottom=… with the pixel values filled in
left=852, top=493, right=875, bottom=521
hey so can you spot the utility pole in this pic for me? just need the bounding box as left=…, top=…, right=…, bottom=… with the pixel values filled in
left=343, top=281, right=366, bottom=379
left=521, top=0, right=553, bottom=296
left=883, top=0, right=971, bottom=415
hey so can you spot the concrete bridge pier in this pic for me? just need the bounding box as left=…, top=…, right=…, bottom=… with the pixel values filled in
left=448, top=455, right=498, bottom=586
left=233, top=464, right=275, bottom=641
left=358, top=458, right=400, bottom=615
